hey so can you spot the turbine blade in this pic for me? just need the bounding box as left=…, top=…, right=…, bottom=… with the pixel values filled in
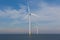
left=31, top=13, right=40, bottom=17
left=23, top=14, right=28, bottom=19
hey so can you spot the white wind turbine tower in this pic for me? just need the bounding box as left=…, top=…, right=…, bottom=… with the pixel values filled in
left=26, top=0, right=40, bottom=36
left=34, top=23, right=39, bottom=34
left=36, top=23, right=39, bottom=35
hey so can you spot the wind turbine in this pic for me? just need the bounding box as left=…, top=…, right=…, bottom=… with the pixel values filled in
left=27, top=0, right=31, bottom=36
left=36, top=23, right=39, bottom=35
left=25, top=0, right=40, bottom=36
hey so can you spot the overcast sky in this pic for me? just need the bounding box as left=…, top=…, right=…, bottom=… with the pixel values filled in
left=0, top=0, right=60, bottom=34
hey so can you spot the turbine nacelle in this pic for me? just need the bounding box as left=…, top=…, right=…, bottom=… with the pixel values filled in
left=24, top=13, right=40, bottom=19
left=29, top=13, right=31, bottom=16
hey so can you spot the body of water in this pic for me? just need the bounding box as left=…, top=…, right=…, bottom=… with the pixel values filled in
left=0, top=34, right=60, bottom=40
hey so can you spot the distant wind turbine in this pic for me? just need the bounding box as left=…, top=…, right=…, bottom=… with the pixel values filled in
left=36, top=23, right=39, bottom=34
